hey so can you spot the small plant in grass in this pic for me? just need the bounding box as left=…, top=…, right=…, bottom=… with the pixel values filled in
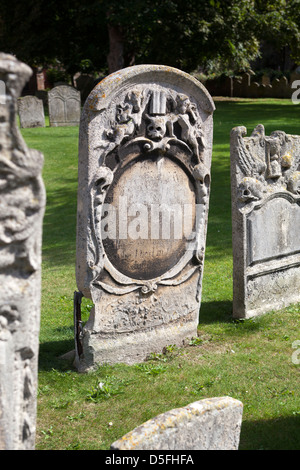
left=40, top=426, right=54, bottom=440
left=86, top=375, right=129, bottom=402
left=51, top=398, right=71, bottom=410
left=67, top=412, right=86, bottom=421
left=189, top=337, right=203, bottom=346
left=135, top=363, right=167, bottom=375
left=147, top=344, right=180, bottom=363
left=147, top=352, right=167, bottom=362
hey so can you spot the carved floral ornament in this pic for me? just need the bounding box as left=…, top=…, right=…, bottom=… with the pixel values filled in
left=231, top=124, right=300, bottom=208
left=80, top=69, right=215, bottom=299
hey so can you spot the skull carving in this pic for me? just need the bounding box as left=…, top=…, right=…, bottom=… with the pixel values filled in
left=146, top=116, right=166, bottom=140
left=238, top=177, right=264, bottom=203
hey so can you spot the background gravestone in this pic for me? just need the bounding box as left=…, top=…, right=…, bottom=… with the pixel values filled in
left=18, top=95, right=45, bottom=128
left=0, top=53, right=45, bottom=449
left=48, top=85, right=81, bottom=126
left=75, top=65, right=215, bottom=371
left=231, top=124, right=300, bottom=318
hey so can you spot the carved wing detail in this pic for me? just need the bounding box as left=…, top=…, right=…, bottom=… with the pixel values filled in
left=231, top=126, right=257, bottom=177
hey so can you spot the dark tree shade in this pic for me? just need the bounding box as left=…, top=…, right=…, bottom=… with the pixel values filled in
left=0, top=0, right=299, bottom=76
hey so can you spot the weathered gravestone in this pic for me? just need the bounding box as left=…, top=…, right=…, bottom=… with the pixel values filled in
left=75, top=65, right=215, bottom=371
left=18, top=95, right=45, bottom=128
left=111, top=397, right=243, bottom=450
left=48, top=85, right=81, bottom=126
left=0, top=53, right=45, bottom=449
left=231, top=124, right=300, bottom=318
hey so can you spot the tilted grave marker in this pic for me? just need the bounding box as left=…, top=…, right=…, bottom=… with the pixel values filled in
left=75, top=65, right=215, bottom=370
left=111, top=396, right=243, bottom=450
left=48, top=85, right=81, bottom=126
left=0, top=53, right=45, bottom=449
left=231, top=124, right=300, bottom=318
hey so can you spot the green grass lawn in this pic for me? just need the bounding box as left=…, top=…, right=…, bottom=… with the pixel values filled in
left=20, top=99, right=300, bottom=450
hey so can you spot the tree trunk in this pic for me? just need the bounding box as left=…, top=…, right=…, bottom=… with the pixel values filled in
left=107, top=24, right=124, bottom=74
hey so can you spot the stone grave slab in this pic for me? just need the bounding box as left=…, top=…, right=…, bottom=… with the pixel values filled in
left=231, top=124, right=300, bottom=318
left=111, top=397, right=243, bottom=450
left=48, top=85, right=80, bottom=126
left=18, top=95, right=45, bottom=128
left=75, top=65, right=215, bottom=371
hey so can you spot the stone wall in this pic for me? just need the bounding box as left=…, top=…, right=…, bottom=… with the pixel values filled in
left=205, top=72, right=300, bottom=99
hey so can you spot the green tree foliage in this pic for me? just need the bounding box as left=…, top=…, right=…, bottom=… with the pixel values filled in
left=0, top=0, right=299, bottom=75
left=253, top=0, right=300, bottom=64
left=0, top=0, right=108, bottom=75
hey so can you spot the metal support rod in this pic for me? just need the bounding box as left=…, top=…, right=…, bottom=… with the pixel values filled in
left=73, top=291, right=84, bottom=358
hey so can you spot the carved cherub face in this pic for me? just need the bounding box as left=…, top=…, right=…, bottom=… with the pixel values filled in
left=146, top=116, right=166, bottom=140
left=116, top=103, right=131, bottom=123
left=176, top=95, right=189, bottom=114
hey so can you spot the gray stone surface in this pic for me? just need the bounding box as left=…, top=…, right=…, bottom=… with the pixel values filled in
left=48, top=85, right=81, bottom=126
left=75, top=65, right=215, bottom=371
left=18, top=95, right=45, bottom=128
left=111, top=397, right=243, bottom=450
left=231, top=124, right=300, bottom=318
left=0, top=53, right=45, bottom=449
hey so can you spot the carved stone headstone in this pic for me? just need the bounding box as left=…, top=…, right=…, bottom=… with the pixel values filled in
left=111, top=397, right=243, bottom=450
left=48, top=85, right=81, bottom=126
left=75, top=65, right=215, bottom=371
left=0, top=54, right=45, bottom=449
left=18, top=95, right=45, bottom=128
left=231, top=124, right=300, bottom=318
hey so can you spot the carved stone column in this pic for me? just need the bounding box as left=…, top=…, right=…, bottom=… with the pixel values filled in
left=0, top=53, right=46, bottom=449
left=75, top=65, right=215, bottom=371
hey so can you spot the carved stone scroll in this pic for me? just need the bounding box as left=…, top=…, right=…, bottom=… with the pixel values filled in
left=0, top=53, right=45, bottom=449
left=231, top=124, right=300, bottom=318
left=76, top=65, right=215, bottom=371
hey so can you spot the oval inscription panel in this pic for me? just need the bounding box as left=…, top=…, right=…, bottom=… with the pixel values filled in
left=102, top=155, right=196, bottom=280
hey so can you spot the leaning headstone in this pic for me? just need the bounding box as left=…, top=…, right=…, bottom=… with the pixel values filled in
left=0, top=54, right=45, bottom=449
left=48, top=85, right=81, bottom=126
left=75, top=65, right=215, bottom=370
left=18, top=95, right=45, bottom=128
left=111, top=397, right=243, bottom=450
left=231, top=124, right=300, bottom=318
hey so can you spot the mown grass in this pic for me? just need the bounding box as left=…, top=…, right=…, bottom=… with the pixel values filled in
left=20, top=99, right=300, bottom=450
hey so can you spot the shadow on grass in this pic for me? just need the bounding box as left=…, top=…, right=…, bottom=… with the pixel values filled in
left=38, top=339, right=75, bottom=372
left=239, top=415, right=300, bottom=450
left=199, top=300, right=233, bottom=324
